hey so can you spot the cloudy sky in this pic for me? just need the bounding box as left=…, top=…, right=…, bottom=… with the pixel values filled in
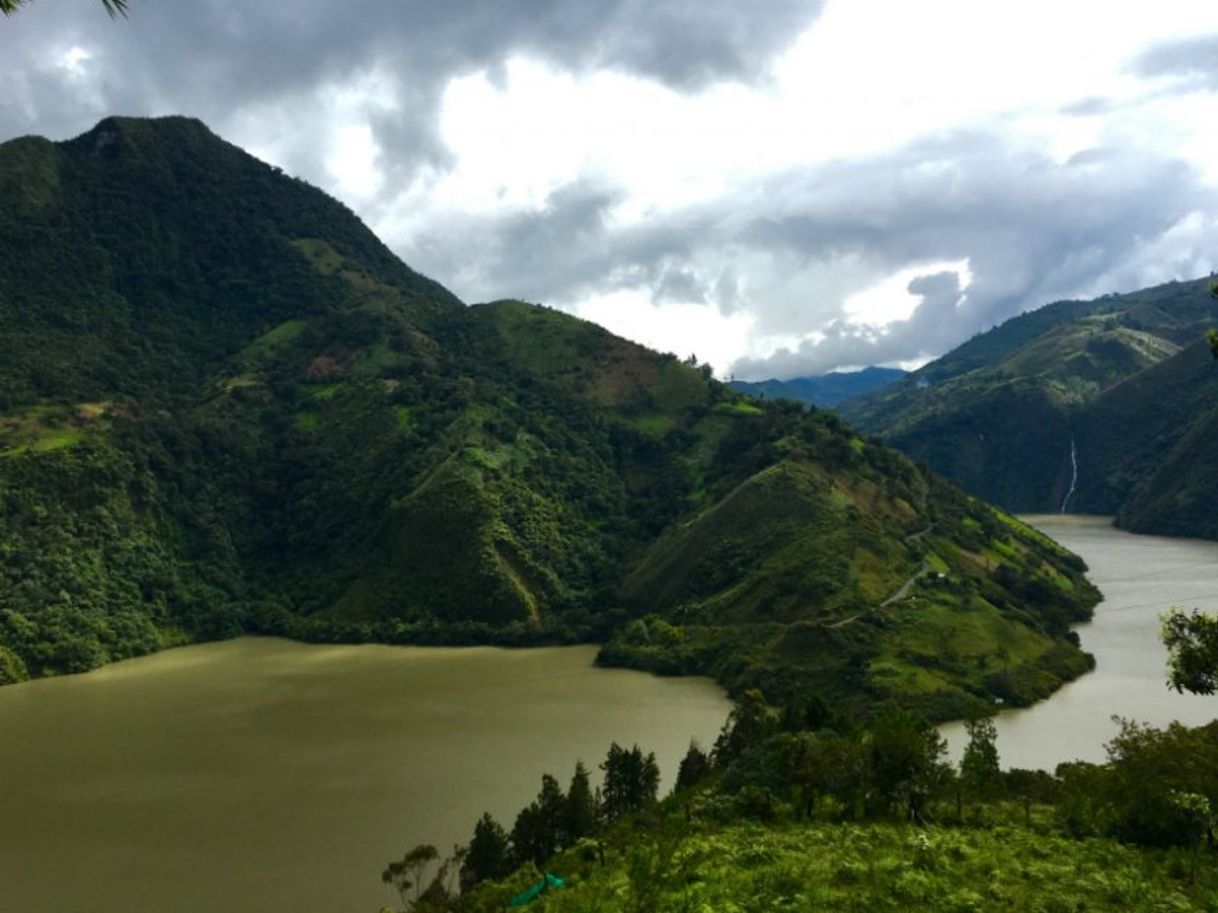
left=5, top=0, right=1218, bottom=379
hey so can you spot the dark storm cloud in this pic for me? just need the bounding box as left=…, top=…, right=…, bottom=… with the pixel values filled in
left=1132, top=34, right=1218, bottom=90
left=1, top=0, right=823, bottom=179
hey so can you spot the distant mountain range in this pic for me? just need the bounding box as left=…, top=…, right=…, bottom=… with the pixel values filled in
left=840, top=276, right=1218, bottom=539
left=0, top=116, right=1098, bottom=718
left=730, top=366, right=907, bottom=408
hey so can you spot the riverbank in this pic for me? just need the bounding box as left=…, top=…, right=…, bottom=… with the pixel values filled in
left=942, top=515, right=1218, bottom=768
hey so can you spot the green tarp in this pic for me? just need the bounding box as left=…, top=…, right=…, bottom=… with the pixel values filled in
left=507, top=872, right=565, bottom=907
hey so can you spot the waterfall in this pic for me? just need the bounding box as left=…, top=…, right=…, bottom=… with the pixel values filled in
left=1059, top=434, right=1077, bottom=514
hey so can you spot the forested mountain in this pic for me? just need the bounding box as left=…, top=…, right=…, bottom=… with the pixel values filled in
left=840, top=277, right=1218, bottom=534
left=0, top=116, right=1098, bottom=718
left=729, top=366, right=906, bottom=408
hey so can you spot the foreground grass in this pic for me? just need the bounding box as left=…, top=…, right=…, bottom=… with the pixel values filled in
left=458, top=816, right=1217, bottom=913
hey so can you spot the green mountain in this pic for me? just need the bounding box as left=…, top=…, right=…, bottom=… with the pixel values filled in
left=841, top=278, right=1218, bottom=524
left=0, top=116, right=1097, bottom=717
left=729, top=366, right=907, bottom=408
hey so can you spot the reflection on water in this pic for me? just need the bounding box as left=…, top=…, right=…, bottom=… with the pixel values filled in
left=0, top=639, right=729, bottom=913
left=941, top=515, right=1218, bottom=770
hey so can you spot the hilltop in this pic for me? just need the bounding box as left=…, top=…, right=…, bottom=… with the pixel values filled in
left=0, top=117, right=1097, bottom=717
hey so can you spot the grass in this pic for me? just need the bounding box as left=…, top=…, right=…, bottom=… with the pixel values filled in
left=289, top=237, right=344, bottom=275
left=0, top=402, right=108, bottom=456
left=238, top=318, right=307, bottom=363
left=462, top=814, right=1218, bottom=913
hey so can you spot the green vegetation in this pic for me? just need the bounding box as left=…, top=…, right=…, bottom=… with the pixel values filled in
left=0, top=117, right=1096, bottom=717
left=1162, top=609, right=1218, bottom=695
left=841, top=278, right=1218, bottom=524
left=385, top=699, right=1218, bottom=913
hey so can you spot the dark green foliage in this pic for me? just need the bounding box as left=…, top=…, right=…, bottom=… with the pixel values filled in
left=959, top=715, right=1003, bottom=801
left=673, top=742, right=712, bottom=793
left=461, top=814, right=512, bottom=889
left=0, top=117, right=1099, bottom=718
left=563, top=762, right=598, bottom=846
left=866, top=710, right=950, bottom=820
left=421, top=714, right=1218, bottom=912
left=1053, top=719, right=1218, bottom=848
left=1162, top=608, right=1218, bottom=695
left=600, top=743, right=661, bottom=824
left=712, top=688, right=776, bottom=765
left=511, top=775, right=567, bottom=868
left=843, top=276, right=1218, bottom=521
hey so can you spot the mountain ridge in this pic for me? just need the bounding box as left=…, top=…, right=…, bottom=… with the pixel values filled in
left=0, top=116, right=1098, bottom=718
left=840, top=276, right=1218, bottom=526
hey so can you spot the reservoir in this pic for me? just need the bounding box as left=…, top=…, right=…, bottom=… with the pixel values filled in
left=0, top=640, right=730, bottom=913
left=942, top=515, right=1218, bottom=769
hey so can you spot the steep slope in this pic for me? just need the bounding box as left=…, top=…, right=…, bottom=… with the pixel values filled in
left=729, top=366, right=906, bottom=408
left=841, top=278, right=1218, bottom=514
left=0, top=117, right=1097, bottom=717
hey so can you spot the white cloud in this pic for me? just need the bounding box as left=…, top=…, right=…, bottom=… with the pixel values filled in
left=572, top=289, right=754, bottom=378
left=325, top=124, right=384, bottom=201
left=843, top=260, right=971, bottom=329
left=9, top=0, right=1218, bottom=379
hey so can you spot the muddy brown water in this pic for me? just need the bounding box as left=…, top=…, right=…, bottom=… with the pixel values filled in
left=941, top=515, right=1218, bottom=769
left=0, top=639, right=729, bottom=913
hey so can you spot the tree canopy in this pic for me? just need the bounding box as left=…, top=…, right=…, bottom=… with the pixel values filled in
left=1162, top=608, right=1218, bottom=695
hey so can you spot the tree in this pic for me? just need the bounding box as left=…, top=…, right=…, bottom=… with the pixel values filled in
left=461, top=813, right=511, bottom=890
left=510, top=774, right=566, bottom=867
left=712, top=688, right=775, bottom=765
left=1, top=0, right=127, bottom=15
left=1163, top=608, right=1218, bottom=694
left=381, top=843, right=439, bottom=911
left=673, top=741, right=712, bottom=793
left=959, top=715, right=1003, bottom=802
left=600, top=742, right=660, bottom=823
left=563, top=761, right=598, bottom=845
left=867, top=709, right=950, bottom=820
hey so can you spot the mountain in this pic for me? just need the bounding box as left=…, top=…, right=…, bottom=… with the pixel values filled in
left=840, top=277, right=1218, bottom=524
left=0, top=116, right=1098, bottom=718
left=729, top=366, right=907, bottom=408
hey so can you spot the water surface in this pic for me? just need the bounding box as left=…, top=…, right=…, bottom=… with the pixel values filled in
left=0, top=639, right=729, bottom=913
left=942, top=515, right=1218, bottom=769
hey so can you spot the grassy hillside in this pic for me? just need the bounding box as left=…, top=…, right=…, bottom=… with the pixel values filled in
left=0, top=117, right=1098, bottom=716
left=459, top=818, right=1214, bottom=913
left=431, top=713, right=1218, bottom=913
left=841, top=278, right=1218, bottom=516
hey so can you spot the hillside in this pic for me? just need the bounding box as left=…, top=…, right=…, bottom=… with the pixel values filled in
left=729, top=366, right=906, bottom=408
left=840, top=278, right=1218, bottom=521
left=0, top=117, right=1098, bottom=717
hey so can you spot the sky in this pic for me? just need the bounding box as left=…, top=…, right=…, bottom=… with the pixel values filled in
left=4, top=0, right=1218, bottom=380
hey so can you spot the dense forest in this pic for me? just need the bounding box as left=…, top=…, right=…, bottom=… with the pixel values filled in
left=840, top=277, right=1218, bottom=539
left=0, top=116, right=1098, bottom=718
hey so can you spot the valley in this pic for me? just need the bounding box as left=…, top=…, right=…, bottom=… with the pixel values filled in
left=840, top=277, right=1218, bottom=538
left=0, top=117, right=1099, bottom=720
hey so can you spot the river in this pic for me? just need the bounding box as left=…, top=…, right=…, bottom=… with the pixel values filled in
left=0, top=639, right=729, bottom=913
left=941, top=515, right=1218, bottom=770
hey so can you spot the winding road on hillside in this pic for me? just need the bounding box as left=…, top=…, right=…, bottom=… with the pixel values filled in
left=829, top=470, right=933, bottom=628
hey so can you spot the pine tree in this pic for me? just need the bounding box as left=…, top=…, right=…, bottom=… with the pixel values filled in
left=563, top=761, right=598, bottom=845
left=461, top=813, right=511, bottom=889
